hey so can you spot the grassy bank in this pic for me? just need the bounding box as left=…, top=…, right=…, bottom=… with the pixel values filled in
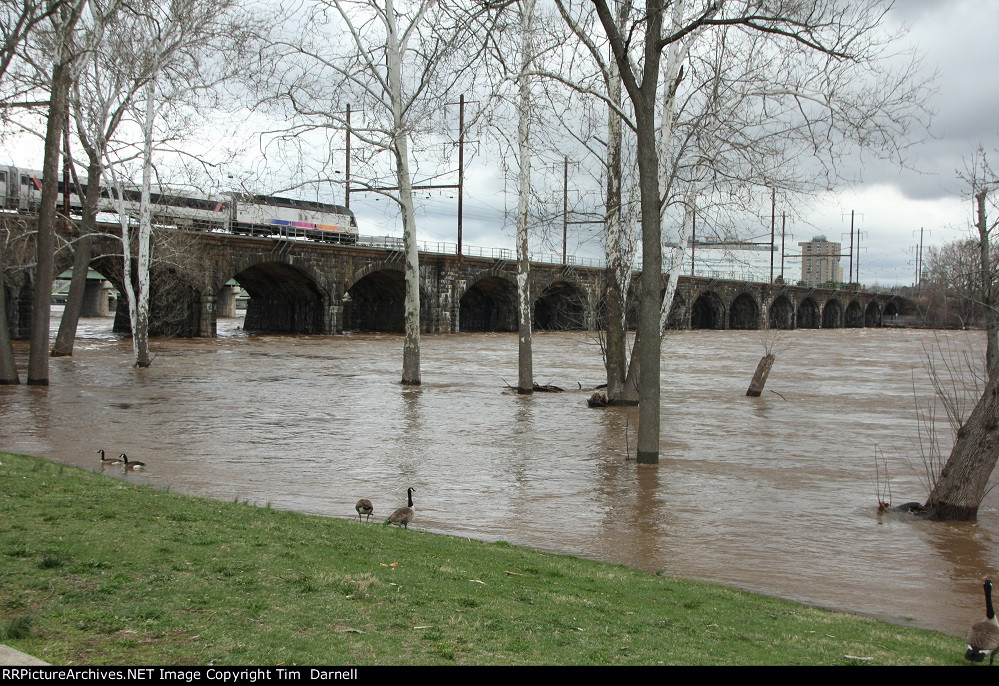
left=0, top=451, right=958, bottom=665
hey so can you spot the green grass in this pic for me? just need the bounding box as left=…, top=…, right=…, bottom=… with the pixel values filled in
left=0, top=451, right=960, bottom=665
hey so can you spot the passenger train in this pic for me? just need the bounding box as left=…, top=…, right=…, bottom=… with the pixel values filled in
left=0, top=164, right=358, bottom=244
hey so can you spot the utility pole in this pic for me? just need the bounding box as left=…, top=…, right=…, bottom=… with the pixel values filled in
left=770, top=188, right=775, bottom=282
left=848, top=210, right=854, bottom=286
left=780, top=211, right=786, bottom=282
left=690, top=208, right=696, bottom=277
left=917, top=226, right=925, bottom=293
left=562, top=156, right=568, bottom=264
left=344, top=104, right=351, bottom=210
left=344, top=98, right=467, bottom=250
left=458, top=94, right=465, bottom=258
left=855, top=228, right=861, bottom=284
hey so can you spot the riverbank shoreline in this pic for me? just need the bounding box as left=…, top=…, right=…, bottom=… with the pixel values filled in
left=1, top=451, right=958, bottom=665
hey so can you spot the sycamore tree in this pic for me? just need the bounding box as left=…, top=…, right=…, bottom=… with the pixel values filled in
left=963, top=147, right=999, bottom=378
left=922, top=145, right=999, bottom=521
left=0, top=0, right=72, bottom=113
left=1, top=0, right=114, bottom=380
left=100, top=0, right=257, bottom=367
left=21, top=0, right=91, bottom=385
left=552, top=0, right=931, bottom=462
left=263, top=0, right=482, bottom=385
left=51, top=0, right=136, bottom=357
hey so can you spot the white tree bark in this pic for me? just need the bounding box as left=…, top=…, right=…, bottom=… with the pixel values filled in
left=385, top=0, right=422, bottom=385
left=515, top=0, right=536, bottom=394
left=133, top=75, right=156, bottom=368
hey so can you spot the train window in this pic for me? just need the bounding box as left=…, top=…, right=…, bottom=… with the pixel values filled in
left=0, top=172, right=6, bottom=182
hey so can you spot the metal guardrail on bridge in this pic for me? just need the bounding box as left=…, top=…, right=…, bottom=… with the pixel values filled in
left=357, top=236, right=606, bottom=269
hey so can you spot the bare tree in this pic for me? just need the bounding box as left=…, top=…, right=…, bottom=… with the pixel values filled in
left=922, top=147, right=999, bottom=520
left=262, top=0, right=482, bottom=386
left=918, top=239, right=988, bottom=328
left=100, top=0, right=256, bottom=367
left=963, top=147, right=999, bottom=378
left=0, top=230, right=17, bottom=383
left=513, top=0, right=537, bottom=394
left=25, top=0, right=89, bottom=385
left=568, top=0, right=932, bottom=463
left=51, top=0, right=131, bottom=357
left=0, top=0, right=70, bottom=113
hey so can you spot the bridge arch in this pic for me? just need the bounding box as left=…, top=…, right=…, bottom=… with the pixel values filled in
left=729, top=291, right=760, bottom=330
left=666, top=292, right=689, bottom=329
left=822, top=298, right=843, bottom=328
left=691, top=290, right=725, bottom=329
left=534, top=279, right=588, bottom=330
left=769, top=294, right=795, bottom=329
left=457, top=273, right=518, bottom=332
left=797, top=297, right=820, bottom=329
left=865, top=300, right=882, bottom=327
left=222, top=260, right=330, bottom=334
left=343, top=265, right=430, bottom=333
left=845, top=299, right=864, bottom=328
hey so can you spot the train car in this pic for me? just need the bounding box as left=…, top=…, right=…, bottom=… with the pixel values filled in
left=0, top=165, right=43, bottom=212
left=231, top=193, right=358, bottom=244
left=0, top=164, right=358, bottom=245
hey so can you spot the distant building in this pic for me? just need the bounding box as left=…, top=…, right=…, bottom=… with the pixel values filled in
left=799, top=235, right=843, bottom=286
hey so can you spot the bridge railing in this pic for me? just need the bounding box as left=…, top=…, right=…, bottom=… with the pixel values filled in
left=357, top=235, right=605, bottom=269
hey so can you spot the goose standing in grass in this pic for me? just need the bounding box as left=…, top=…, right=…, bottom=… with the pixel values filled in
left=98, top=450, right=122, bottom=468
left=384, top=488, right=415, bottom=529
left=121, top=454, right=146, bottom=471
left=966, top=579, right=999, bottom=664
left=355, top=498, right=374, bottom=522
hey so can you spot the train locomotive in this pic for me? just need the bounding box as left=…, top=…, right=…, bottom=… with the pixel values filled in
left=0, top=164, right=358, bottom=244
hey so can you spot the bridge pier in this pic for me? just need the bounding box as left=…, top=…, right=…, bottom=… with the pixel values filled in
left=81, top=279, right=113, bottom=317
left=330, top=297, right=344, bottom=335
left=199, top=288, right=217, bottom=337
left=217, top=285, right=238, bottom=319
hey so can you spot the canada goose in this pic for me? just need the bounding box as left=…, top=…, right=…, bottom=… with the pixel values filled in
left=98, top=449, right=122, bottom=467
left=966, top=579, right=999, bottom=664
left=120, top=454, right=146, bottom=471
left=355, top=498, right=374, bottom=522
left=384, top=488, right=415, bottom=529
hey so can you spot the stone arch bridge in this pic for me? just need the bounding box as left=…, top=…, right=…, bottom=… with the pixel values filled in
left=2, top=223, right=915, bottom=338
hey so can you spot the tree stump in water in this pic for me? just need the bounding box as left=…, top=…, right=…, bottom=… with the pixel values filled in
left=746, top=354, right=776, bottom=397
left=926, top=370, right=999, bottom=520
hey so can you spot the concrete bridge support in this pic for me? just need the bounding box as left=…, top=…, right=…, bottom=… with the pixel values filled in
left=81, top=279, right=113, bottom=317
left=217, top=285, right=238, bottom=319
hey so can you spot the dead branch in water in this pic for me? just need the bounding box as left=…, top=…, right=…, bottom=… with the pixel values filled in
left=502, top=379, right=565, bottom=393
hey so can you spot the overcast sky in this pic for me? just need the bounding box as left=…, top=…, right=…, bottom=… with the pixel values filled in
left=342, top=0, right=999, bottom=287
left=6, top=0, right=996, bottom=287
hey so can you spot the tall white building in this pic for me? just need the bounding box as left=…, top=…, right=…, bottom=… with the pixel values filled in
left=799, top=235, right=843, bottom=286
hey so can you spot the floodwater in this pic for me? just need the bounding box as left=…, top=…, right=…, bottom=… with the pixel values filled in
left=1, top=311, right=996, bottom=638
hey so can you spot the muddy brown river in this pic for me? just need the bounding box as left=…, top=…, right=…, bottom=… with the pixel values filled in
left=2, top=313, right=995, bottom=638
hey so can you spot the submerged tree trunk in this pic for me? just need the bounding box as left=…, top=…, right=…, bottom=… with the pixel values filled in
left=50, top=233, right=91, bottom=357
left=601, top=2, right=628, bottom=404
left=28, top=60, right=72, bottom=384
left=0, top=246, right=18, bottom=383
left=926, top=370, right=999, bottom=520
left=385, top=0, right=421, bottom=386
left=746, top=354, right=775, bottom=397
left=515, top=0, right=536, bottom=395
left=52, top=160, right=100, bottom=357
left=620, top=326, right=640, bottom=403
left=133, top=79, right=156, bottom=368
left=634, top=106, right=663, bottom=463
